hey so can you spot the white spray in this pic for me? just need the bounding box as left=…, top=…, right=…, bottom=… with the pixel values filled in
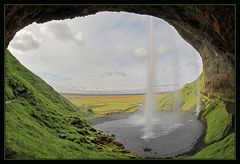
left=167, top=23, right=182, bottom=124
left=142, top=16, right=157, bottom=140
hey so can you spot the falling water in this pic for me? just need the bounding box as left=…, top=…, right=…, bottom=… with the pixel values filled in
left=167, top=21, right=182, bottom=125
left=142, top=16, right=184, bottom=140
left=194, top=51, right=201, bottom=116
left=195, top=77, right=201, bottom=116
left=142, top=16, right=156, bottom=140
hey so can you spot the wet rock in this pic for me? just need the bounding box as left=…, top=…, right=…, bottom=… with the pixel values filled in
left=113, top=141, right=124, bottom=148
left=143, top=148, right=152, bottom=152
left=121, top=150, right=130, bottom=153
left=111, top=134, right=115, bottom=137
left=71, top=117, right=81, bottom=125
left=58, top=133, right=66, bottom=139
left=71, top=117, right=85, bottom=128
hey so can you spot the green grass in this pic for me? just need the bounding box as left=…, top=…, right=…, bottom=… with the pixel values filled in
left=183, top=97, right=234, bottom=160
left=180, top=72, right=205, bottom=112
left=156, top=93, right=175, bottom=111
left=5, top=49, right=235, bottom=159
left=200, top=98, right=232, bottom=144
left=155, top=72, right=205, bottom=112
left=5, top=49, right=138, bottom=159
left=62, top=94, right=143, bottom=116
left=189, top=133, right=235, bottom=159
left=93, top=103, right=138, bottom=115
left=6, top=100, right=134, bottom=159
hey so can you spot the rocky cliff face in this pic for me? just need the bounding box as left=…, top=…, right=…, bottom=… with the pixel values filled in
left=5, top=5, right=235, bottom=98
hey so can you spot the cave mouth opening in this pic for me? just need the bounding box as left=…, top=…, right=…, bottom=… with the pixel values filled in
left=7, top=11, right=204, bottom=158
left=5, top=5, right=235, bottom=100
left=7, top=11, right=203, bottom=95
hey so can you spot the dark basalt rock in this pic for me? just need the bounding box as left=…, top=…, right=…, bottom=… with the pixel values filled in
left=143, top=148, right=152, bottom=152
left=4, top=5, right=235, bottom=98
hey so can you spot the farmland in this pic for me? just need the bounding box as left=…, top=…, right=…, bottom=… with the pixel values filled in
left=62, top=94, right=145, bottom=116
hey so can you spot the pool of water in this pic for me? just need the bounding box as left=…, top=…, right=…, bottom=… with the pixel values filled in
left=93, top=110, right=203, bottom=158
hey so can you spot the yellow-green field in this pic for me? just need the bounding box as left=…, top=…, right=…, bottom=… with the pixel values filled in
left=62, top=92, right=181, bottom=117
left=62, top=94, right=145, bottom=116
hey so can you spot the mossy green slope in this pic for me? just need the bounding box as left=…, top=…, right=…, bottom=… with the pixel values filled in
left=190, top=133, right=235, bottom=159
left=5, top=49, right=137, bottom=159
left=187, top=98, right=235, bottom=160
left=200, top=98, right=232, bottom=144
left=180, top=72, right=205, bottom=112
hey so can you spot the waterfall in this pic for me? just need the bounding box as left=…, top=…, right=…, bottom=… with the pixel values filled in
left=194, top=50, right=201, bottom=116
left=195, top=77, right=201, bottom=116
left=141, top=16, right=184, bottom=141
left=142, top=16, right=157, bottom=140
left=167, top=22, right=182, bottom=125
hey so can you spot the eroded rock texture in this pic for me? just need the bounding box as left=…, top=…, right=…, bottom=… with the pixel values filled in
left=5, top=5, right=235, bottom=98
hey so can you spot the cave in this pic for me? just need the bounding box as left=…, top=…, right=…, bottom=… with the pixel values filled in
left=5, top=5, right=235, bottom=100
left=4, top=5, right=235, bottom=159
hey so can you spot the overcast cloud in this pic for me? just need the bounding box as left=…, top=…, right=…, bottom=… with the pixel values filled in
left=40, top=21, right=84, bottom=45
left=10, top=30, right=41, bottom=52
left=8, top=12, right=202, bottom=93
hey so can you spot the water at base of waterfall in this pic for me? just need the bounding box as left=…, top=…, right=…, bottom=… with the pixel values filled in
left=94, top=110, right=203, bottom=158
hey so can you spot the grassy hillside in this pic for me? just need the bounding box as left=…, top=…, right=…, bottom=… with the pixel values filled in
left=5, top=49, right=138, bottom=159
left=156, top=72, right=205, bottom=112
left=180, top=71, right=205, bottom=112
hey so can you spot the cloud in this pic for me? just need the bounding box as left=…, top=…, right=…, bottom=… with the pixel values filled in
left=101, top=71, right=127, bottom=77
left=9, top=30, right=41, bottom=52
left=40, top=21, right=84, bottom=45
left=133, top=48, right=148, bottom=59
left=156, top=45, right=169, bottom=55
left=133, top=45, right=169, bottom=60
left=37, top=72, right=71, bottom=82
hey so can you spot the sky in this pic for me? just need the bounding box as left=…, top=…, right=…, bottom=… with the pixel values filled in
left=8, top=11, right=202, bottom=94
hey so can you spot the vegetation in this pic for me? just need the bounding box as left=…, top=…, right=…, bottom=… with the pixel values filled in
left=5, top=49, right=138, bottom=159
left=180, top=72, right=205, bottom=112
left=156, top=93, right=176, bottom=111
left=62, top=94, right=144, bottom=117
left=190, top=133, right=235, bottom=159
left=171, top=72, right=234, bottom=160
left=200, top=98, right=232, bottom=144
left=63, top=72, right=235, bottom=159
left=155, top=72, right=205, bottom=112
left=184, top=97, right=235, bottom=160
left=5, top=49, right=235, bottom=159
